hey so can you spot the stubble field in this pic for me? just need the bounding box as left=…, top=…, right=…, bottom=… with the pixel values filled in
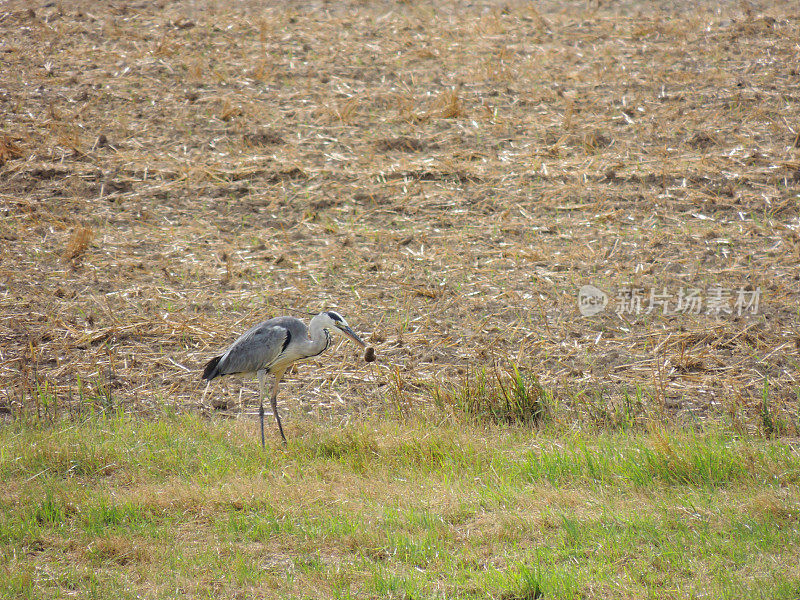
left=2, top=0, right=799, bottom=429
left=1, top=0, right=800, bottom=598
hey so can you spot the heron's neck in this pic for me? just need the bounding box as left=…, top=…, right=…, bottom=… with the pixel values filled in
left=304, top=318, right=331, bottom=358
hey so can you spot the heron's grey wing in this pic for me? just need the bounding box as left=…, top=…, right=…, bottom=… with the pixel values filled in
left=215, top=322, right=290, bottom=376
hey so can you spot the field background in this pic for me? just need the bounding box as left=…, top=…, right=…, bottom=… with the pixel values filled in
left=1, top=0, right=799, bottom=427
left=1, top=0, right=800, bottom=598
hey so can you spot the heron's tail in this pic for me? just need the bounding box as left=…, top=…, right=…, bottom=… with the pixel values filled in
left=202, top=356, right=222, bottom=380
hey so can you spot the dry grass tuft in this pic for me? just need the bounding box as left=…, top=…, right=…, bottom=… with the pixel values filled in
left=0, top=135, right=24, bottom=166
left=432, top=89, right=467, bottom=119
left=63, top=226, right=93, bottom=262
left=87, top=535, right=154, bottom=565
left=328, top=97, right=361, bottom=124
left=218, top=99, right=242, bottom=122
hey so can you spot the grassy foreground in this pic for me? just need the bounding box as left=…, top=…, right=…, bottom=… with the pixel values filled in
left=1, top=415, right=799, bottom=599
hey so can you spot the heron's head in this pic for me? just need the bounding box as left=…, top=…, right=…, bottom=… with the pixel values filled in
left=320, top=311, right=366, bottom=347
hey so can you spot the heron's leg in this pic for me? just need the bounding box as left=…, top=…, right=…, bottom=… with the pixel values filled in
left=257, top=370, right=268, bottom=449
left=271, top=368, right=288, bottom=444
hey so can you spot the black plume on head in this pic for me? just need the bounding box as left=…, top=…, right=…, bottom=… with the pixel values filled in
left=326, top=311, right=343, bottom=322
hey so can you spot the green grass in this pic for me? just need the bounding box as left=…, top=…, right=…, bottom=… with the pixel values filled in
left=1, top=414, right=799, bottom=599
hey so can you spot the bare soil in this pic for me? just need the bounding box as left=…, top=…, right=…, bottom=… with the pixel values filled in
left=1, top=0, right=799, bottom=432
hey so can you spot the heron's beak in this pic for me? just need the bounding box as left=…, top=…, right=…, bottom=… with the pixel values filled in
left=337, top=324, right=366, bottom=347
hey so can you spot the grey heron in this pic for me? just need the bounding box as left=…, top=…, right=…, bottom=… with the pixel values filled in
left=202, top=311, right=366, bottom=446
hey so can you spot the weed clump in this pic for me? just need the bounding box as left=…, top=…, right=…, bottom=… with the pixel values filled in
left=433, top=365, right=550, bottom=427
